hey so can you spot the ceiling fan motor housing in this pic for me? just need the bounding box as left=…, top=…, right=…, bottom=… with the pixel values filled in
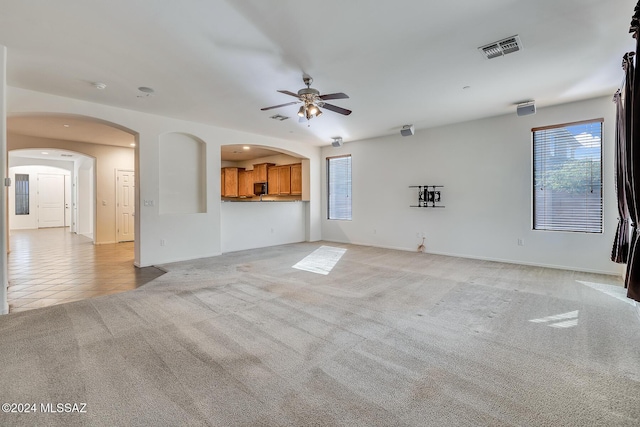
left=298, top=87, right=319, bottom=96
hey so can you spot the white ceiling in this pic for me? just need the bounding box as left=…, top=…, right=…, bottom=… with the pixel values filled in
left=0, top=0, right=636, bottom=148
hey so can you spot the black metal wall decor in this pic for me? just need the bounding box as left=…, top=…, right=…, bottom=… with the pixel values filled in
left=410, top=185, right=444, bottom=208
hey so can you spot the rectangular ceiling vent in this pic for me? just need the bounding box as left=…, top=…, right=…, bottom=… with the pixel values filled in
left=270, top=114, right=289, bottom=121
left=478, top=35, right=522, bottom=59
left=60, top=153, right=73, bottom=157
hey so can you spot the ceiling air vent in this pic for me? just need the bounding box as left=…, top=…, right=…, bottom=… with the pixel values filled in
left=270, top=114, right=289, bottom=121
left=60, top=154, right=73, bottom=157
left=478, top=35, right=522, bottom=59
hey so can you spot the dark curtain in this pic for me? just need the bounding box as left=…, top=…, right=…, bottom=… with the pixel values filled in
left=625, top=5, right=640, bottom=301
left=611, top=86, right=630, bottom=264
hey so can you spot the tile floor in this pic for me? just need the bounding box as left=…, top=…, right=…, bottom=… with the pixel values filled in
left=7, top=228, right=165, bottom=313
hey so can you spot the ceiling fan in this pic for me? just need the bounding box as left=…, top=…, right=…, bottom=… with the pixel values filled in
left=261, top=75, right=351, bottom=121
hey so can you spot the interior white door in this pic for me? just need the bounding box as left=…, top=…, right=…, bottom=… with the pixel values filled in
left=64, top=175, right=71, bottom=229
left=38, top=174, right=65, bottom=228
left=117, top=170, right=135, bottom=242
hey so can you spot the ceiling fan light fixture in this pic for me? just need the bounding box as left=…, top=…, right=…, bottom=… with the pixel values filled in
left=261, top=75, right=352, bottom=118
left=307, top=104, right=319, bottom=116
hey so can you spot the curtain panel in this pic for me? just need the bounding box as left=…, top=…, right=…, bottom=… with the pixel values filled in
left=612, top=87, right=630, bottom=264
left=625, top=4, right=640, bottom=301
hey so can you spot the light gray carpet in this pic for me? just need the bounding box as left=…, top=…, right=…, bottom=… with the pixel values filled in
left=0, top=242, right=639, bottom=426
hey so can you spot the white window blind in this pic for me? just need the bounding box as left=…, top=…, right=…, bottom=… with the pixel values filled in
left=15, top=173, right=29, bottom=216
left=533, top=119, right=602, bottom=233
left=327, top=155, right=352, bottom=220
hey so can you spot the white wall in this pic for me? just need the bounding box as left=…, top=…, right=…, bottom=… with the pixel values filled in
left=1, top=45, right=7, bottom=315
left=8, top=165, right=71, bottom=230
left=159, top=133, right=206, bottom=214
left=322, top=96, right=621, bottom=275
left=77, top=157, right=94, bottom=238
left=8, top=87, right=322, bottom=267
left=221, top=201, right=306, bottom=253
left=231, top=153, right=301, bottom=170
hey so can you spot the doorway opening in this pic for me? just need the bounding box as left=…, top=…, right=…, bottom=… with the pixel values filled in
left=5, top=114, right=142, bottom=312
left=9, top=149, right=95, bottom=238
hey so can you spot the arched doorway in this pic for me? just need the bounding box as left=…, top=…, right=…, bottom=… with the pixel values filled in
left=3, top=114, right=162, bottom=313
left=220, top=143, right=311, bottom=253
left=9, top=149, right=95, bottom=239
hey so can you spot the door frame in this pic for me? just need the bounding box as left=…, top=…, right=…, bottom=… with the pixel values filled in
left=116, top=169, right=135, bottom=242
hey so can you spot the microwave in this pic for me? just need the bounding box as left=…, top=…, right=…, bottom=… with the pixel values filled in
left=254, top=182, right=267, bottom=196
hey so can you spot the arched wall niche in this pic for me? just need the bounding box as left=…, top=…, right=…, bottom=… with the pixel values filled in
left=159, top=132, right=206, bottom=214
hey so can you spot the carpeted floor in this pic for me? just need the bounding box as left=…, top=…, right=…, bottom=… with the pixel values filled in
left=0, top=242, right=638, bottom=426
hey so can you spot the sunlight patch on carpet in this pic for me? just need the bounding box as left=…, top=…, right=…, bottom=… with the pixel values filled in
left=529, top=310, right=579, bottom=328
left=576, top=280, right=634, bottom=306
left=293, top=246, right=347, bottom=275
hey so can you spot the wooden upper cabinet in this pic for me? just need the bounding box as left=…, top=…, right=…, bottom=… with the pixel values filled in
left=290, top=163, right=302, bottom=196
left=225, top=162, right=301, bottom=198
left=278, top=165, right=291, bottom=195
left=238, top=169, right=254, bottom=197
left=221, top=167, right=243, bottom=197
left=253, top=163, right=275, bottom=183
left=267, top=166, right=279, bottom=195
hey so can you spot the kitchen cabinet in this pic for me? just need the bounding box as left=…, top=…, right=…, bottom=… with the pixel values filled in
left=278, top=165, right=291, bottom=195
left=266, top=163, right=302, bottom=196
left=267, top=166, right=279, bottom=195
left=221, top=167, right=244, bottom=197
left=290, top=163, right=302, bottom=196
left=238, top=169, right=254, bottom=197
left=252, top=163, right=275, bottom=183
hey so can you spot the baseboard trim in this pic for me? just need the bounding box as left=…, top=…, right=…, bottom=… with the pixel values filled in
left=322, top=239, right=621, bottom=276
left=140, top=252, right=223, bottom=269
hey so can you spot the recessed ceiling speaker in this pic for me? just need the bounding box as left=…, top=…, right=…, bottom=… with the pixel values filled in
left=516, top=101, right=536, bottom=116
left=331, top=137, right=343, bottom=147
left=401, top=125, right=415, bottom=137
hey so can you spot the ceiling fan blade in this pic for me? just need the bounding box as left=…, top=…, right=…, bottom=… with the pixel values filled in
left=319, top=92, right=349, bottom=100
left=321, top=103, right=352, bottom=115
left=260, top=101, right=299, bottom=111
left=277, top=90, right=300, bottom=98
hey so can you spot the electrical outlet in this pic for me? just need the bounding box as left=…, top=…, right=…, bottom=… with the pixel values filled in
left=160, top=239, right=166, bottom=246
left=416, top=232, right=420, bottom=238
left=517, top=238, right=524, bottom=246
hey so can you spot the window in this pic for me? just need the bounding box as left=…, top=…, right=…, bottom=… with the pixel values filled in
left=533, top=119, right=602, bottom=233
left=327, top=155, right=352, bottom=220
left=15, top=174, right=30, bottom=215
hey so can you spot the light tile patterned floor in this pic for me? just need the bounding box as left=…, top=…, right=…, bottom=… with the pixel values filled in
left=7, top=228, right=165, bottom=313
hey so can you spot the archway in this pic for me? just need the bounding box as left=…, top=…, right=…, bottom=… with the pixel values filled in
left=4, top=113, right=144, bottom=312
left=9, top=148, right=95, bottom=240
left=220, top=143, right=311, bottom=253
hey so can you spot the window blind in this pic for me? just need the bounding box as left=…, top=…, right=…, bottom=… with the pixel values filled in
left=327, top=155, right=352, bottom=220
left=533, top=119, right=602, bottom=233
left=15, top=174, right=29, bottom=216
